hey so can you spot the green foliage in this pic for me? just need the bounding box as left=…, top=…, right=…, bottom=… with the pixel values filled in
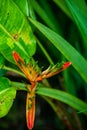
left=53, top=0, right=72, bottom=19
left=0, top=77, right=16, bottom=118
left=0, top=0, right=87, bottom=130
left=29, top=18, right=87, bottom=83
left=36, top=85, right=87, bottom=115
left=65, top=0, right=87, bottom=50
left=0, top=0, right=36, bottom=63
left=0, top=54, right=5, bottom=68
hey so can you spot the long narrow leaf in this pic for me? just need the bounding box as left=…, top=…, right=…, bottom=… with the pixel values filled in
left=65, top=0, right=87, bottom=48
left=36, top=86, right=87, bottom=115
left=53, top=0, right=72, bottom=19
left=29, top=18, right=87, bottom=83
left=11, top=81, right=87, bottom=115
left=31, top=0, right=61, bottom=34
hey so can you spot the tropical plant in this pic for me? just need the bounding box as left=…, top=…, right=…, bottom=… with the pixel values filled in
left=0, top=0, right=87, bottom=130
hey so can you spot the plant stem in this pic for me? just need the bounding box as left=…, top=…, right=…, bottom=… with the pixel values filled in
left=36, top=37, right=54, bottom=64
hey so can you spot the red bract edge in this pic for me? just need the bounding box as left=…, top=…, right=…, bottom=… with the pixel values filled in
left=13, top=51, right=22, bottom=62
left=63, top=62, right=72, bottom=70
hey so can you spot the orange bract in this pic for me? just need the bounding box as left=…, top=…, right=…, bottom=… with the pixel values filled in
left=13, top=51, right=72, bottom=83
left=26, top=87, right=35, bottom=130
left=13, top=51, right=72, bottom=130
left=13, top=51, right=38, bottom=85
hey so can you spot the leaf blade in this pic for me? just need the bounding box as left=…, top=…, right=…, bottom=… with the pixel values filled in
left=65, top=0, right=87, bottom=48
left=36, top=86, right=87, bottom=115
left=0, top=0, right=36, bottom=63
left=29, top=18, right=87, bottom=82
left=0, top=77, right=16, bottom=118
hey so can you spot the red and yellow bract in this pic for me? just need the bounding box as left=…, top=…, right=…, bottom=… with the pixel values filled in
left=13, top=51, right=71, bottom=130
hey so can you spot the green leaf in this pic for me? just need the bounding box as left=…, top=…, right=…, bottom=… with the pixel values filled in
left=53, top=0, right=72, bottom=19
left=11, top=81, right=27, bottom=91
left=31, top=0, right=61, bottom=34
left=0, top=69, right=7, bottom=77
left=13, top=0, right=28, bottom=16
left=36, top=86, right=87, bottom=115
left=0, top=0, right=36, bottom=63
left=65, top=0, right=87, bottom=48
left=29, top=18, right=87, bottom=83
left=0, top=77, right=16, bottom=118
left=0, top=54, right=5, bottom=68
left=63, top=70, right=77, bottom=95
left=28, top=0, right=36, bottom=20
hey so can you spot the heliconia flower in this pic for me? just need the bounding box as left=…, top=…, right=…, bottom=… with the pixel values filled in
left=13, top=51, right=39, bottom=84
left=12, top=51, right=72, bottom=130
left=35, top=61, right=72, bottom=82
left=13, top=51, right=72, bottom=83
